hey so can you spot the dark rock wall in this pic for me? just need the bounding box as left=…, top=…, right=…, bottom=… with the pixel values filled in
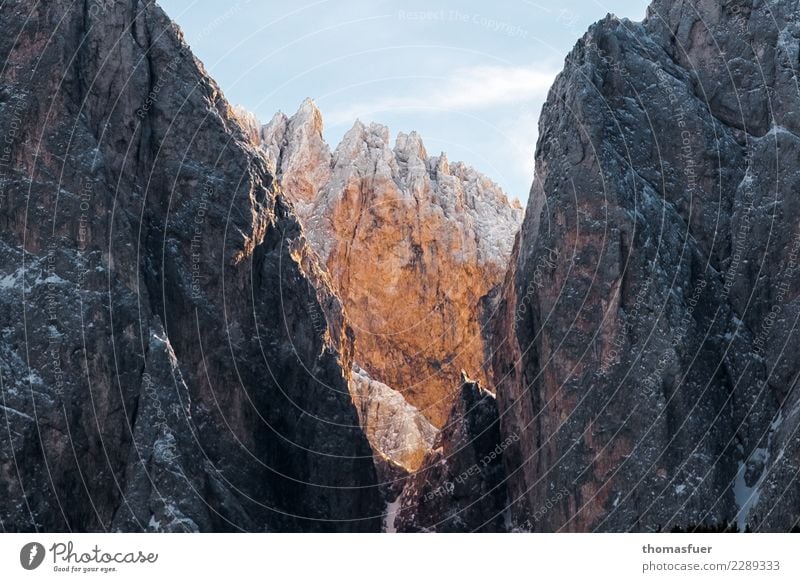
left=0, top=0, right=380, bottom=532
left=491, top=0, right=799, bottom=532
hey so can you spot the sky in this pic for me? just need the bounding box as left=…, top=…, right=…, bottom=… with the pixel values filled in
left=157, top=0, right=650, bottom=204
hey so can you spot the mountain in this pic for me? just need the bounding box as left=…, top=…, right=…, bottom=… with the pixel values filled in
left=0, top=0, right=380, bottom=532
left=487, top=0, right=800, bottom=532
left=254, top=101, right=523, bottom=428
left=1, top=0, right=797, bottom=534
left=390, top=0, right=799, bottom=533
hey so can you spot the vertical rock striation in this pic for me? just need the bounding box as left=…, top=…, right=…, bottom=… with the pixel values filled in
left=2, top=0, right=796, bottom=535
left=491, top=0, right=800, bottom=532
left=0, top=0, right=381, bottom=532
left=394, top=377, right=509, bottom=532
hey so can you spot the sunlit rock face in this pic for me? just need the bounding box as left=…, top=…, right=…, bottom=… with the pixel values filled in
left=350, top=364, right=437, bottom=474
left=260, top=100, right=332, bottom=222
left=260, top=101, right=523, bottom=427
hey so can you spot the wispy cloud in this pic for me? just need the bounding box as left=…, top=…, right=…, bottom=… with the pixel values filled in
left=326, top=64, right=557, bottom=125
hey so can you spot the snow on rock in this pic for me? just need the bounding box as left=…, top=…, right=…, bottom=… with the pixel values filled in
left=383, top=497, right=403, bottom=533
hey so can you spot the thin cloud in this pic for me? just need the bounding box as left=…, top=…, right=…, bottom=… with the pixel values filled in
left=326, top=64, right=557, bottom=124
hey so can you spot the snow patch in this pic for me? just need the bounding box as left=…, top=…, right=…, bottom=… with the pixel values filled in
left=0, top=405, right=34, bottom=422
left=148, top=515, right=163, bottom=532
left=733, top=461, right=760, bottom=532
left=383, top=497, right=402, bottom=533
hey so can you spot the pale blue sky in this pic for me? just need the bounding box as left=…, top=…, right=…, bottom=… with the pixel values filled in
left=158, top=0, right=650, bottom=203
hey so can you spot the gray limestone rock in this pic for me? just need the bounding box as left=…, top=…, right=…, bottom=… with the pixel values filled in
left=0, top=0, right=381, bottom=533
left=491, top=0, right=799, bottom=532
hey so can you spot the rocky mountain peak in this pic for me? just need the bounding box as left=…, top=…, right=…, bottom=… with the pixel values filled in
left=294, top=96, right=325, bottom=132
left=430, top=152, right=450, bottom=176
left=247, top=100, right=523, bottom=427
left=394, top=130, right=429, bottom=166
left=0, top=0, right=381, bottom=532
left=232, top=104, right=262, bottom=144
left=260, top=99, right=332, bottom=217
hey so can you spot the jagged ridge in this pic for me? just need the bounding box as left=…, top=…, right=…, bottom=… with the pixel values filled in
left=247, top=99, right=523, bottom=427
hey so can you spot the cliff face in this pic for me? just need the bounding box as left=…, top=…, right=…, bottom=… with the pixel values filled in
left=2, top=0, right=797, bottom=535
left=0, top=0, right=381, bottom=532
left=260, top=103, right=523, bottom=427
left=491, top=0, right=800, bottom=532
left=393, top=378, right=509, bottom=532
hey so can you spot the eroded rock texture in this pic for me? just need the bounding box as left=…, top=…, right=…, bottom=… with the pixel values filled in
left=350, top=364, right=437, bottom=475
left=0, top=0, right=381, bottom=532
left=2, top=0, right=797, bottom=535
left=260, top=102, right=523, bottom=427
left=491, top=0, right=800, bottom=532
